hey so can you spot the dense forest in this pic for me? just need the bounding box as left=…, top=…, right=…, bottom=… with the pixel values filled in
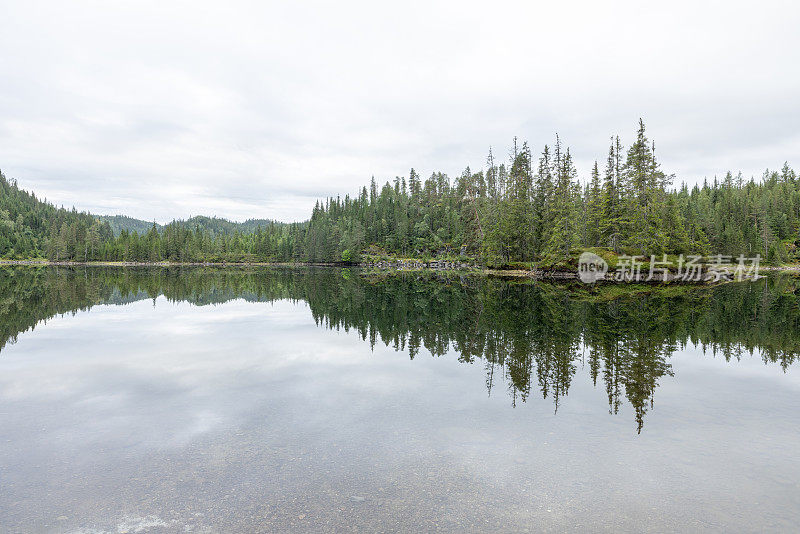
left=1, top=121, right=798, bottom=265
left=0, top=172, right=115, bottom=259
left=0, top=266, right=797, bottom=431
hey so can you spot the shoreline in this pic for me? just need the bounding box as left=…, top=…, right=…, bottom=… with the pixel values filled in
left=2, top=259, right=797, bottom=282
left=0, top=260, right=316, bottom=267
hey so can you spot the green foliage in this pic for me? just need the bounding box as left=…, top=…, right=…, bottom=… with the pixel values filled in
left=267, top=121, right=797, bottom=267
left=1, top=120, right=799, bottom=266
left=100, top=215, right=160, bottom=236
left=0, top=170, right=113, bottom=260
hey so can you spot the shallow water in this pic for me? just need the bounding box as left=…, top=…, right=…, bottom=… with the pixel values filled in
left=0, top=267, right=798, bottom=533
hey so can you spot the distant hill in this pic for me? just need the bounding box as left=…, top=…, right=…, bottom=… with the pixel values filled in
left=99, top=215, right=159, bottom=236
left=0, top=169, right=285, bottom=259
left=178, top=216, right=280, bottom=237
left=99, top=214, right=281, bottom=237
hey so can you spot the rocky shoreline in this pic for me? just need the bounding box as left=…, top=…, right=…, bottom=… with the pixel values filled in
left=1, top=259, right=797, bottom=283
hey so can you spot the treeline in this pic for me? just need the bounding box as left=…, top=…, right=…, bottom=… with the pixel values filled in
left=303, top=120, right=799, bottom=265
left=99, top=221, right=306, bottom=263
left=1, top=120, right=798, bottom=264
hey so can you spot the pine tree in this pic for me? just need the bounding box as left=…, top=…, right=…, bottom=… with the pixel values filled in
left=585, top=161, right=604, bottom=247
left=542, top=148, right=578, bottom=260
left=533, top=145, right=553, bottom=256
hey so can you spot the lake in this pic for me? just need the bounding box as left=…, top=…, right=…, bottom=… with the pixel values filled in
left=0, top=266, right=798, bottom=533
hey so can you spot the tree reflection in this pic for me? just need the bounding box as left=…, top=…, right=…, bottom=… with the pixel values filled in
left=0, top=266, right=797, bottom=431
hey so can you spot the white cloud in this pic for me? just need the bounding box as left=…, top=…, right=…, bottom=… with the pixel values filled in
left=1, top=0, right=798, bottom=222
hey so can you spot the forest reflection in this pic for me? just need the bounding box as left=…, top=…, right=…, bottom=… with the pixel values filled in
left=1, top=266, right=798, bottom=432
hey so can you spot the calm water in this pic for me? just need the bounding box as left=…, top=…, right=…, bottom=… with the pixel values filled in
left=0, top=266, right=798, bottom=533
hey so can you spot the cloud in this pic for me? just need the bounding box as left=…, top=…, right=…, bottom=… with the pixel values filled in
left=1, top=0, right=798, bottom=222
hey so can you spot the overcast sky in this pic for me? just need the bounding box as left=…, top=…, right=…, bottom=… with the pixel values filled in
left=1, top=1, right=798, bottom=223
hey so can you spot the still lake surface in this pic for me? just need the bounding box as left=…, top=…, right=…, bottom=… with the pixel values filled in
left=0, top=266, right=798, bottom=533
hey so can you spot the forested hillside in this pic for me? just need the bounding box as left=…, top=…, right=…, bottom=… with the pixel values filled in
left=1, top=120, right=798, bottom=264
left=100, top=215, right=280, bottom=237
left=100, top=215, right=159, bottom=236
left=0, top=172, right=113, bottom=259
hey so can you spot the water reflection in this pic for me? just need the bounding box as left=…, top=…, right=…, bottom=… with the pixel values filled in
left=1, top=265, right=797, bottom=433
